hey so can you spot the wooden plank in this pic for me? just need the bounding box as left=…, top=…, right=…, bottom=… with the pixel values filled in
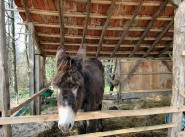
left=96, top=0, right=116, bottom=57
left=117, top=59, right=121, bottom=102
left=168, top=1, right=185, bottom=136
left=0, top=0, right=11, bottom=136
left=111, top=0, right=144, bottom=57
left=143, top=20, right=174, bottom=57
left=71, top=0, right=173, bottom=6
left=129, top=0, right=168, bottom=57
left=179, top=92, right=185, bottom=98
left=81, top=0, right=91, bottom=44
left=21, top=0, right=44, bottom=55
left=181, top=50, right=185, bottom=56
left=122, top=89, right=172, bottom=93
left=28, top=22, right=36, bottom=115
left=8, top=88, right=48, bottom=115
left=71, top=123, right=177, bottom=137
left=1, top=106, right=185, bottom=125
left=162, top=59, right=172, bottom=72
left=21, top=22, right=174, bottom=32
left=57, top=0, right=64, bottom=47
left=37, top=33, right=173, bottom=41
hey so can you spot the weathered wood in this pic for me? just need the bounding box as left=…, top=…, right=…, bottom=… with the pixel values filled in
left=37, top=33, right=173, bottom=41
left=1, top=106, right=185, bottom=125
left=121, top=60, right=142, bottom=90
left=143, top=20, right=174, bottom=57
left=129, top=0, right=168, bottom=57
left=8, top=88, right=48, bottom=115
left=81, top=0, right=91, bottom=44
left=21, top=22, right=174, bottom=32
left=117, top=59, right=121, bottom=102
left=111, top=0, right=144, bottom=57
left=162, top=59, right=172, bottom=72
left=96, top=0, right=116, bottom=57
left=57, top=0, right=65, bottom=47
left=21, top=0, right=44, bottom=55
left=72, top=123, right=177, bottom=137
left=168, top=1, right=185, bottom=136
left=35, top=55, right=41, bottom=115
left=0, top=0, right=11, bottom=136
left=157, top=42, right=173, bottom=57
left=28, top=22, right=36, bottom=115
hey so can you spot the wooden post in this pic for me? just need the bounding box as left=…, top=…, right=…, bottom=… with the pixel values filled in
left=35, top=55, right=41, bottom=115
left=0, top=0, right=11, bottom=136
left=28, top=22, right=36, bottom=115
left=168, top=1, right=185, bottom=136
left=117, top=59, right=121, bottom=102
left=40, top=56, right=46, bottom=88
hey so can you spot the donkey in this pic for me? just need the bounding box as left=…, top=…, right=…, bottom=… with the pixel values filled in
left=52, top=46, right=104, bottom=134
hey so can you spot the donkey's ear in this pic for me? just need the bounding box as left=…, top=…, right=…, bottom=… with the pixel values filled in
left=56, top=46, right=66, bottom=60
left=77, top=43, right=86, bottom=59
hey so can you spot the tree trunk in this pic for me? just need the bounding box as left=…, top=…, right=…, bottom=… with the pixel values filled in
left=10, top=0, right=18, bottom=104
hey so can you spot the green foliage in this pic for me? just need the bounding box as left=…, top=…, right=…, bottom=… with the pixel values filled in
left=45, top=57, right=56, bottom=83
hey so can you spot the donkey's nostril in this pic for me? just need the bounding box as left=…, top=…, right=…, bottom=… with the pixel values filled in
left=69, top=123, right=71, bottom=129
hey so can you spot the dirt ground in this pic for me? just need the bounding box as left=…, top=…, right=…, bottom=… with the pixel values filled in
left=11, top=95, right=171, bottom=137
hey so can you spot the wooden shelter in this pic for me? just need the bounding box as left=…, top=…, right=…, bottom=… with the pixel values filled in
left=1, top=0, right=185, bottom=137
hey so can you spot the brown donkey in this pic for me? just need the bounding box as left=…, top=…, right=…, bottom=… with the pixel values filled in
left=52, top=46, right=104, bottom=134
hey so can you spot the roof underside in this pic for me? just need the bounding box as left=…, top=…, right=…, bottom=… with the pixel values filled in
left=14, top=0, right=175, bottom=58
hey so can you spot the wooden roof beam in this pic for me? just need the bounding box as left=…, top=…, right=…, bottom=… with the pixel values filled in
left=111, top=0, right=144, bottom=57
left=81, top=0, right=91, bottom=45
left=143, top=20, right=174, bottom=57
left=21, top=0, right=45, bottom=56
left=12, top=8, right=173, bottom=21
left=96, top=0, right=116, bottom=57
left=37, top=33, right=173, bottom=41
left=57, top=0, right=65, bottom=48
left=129, top=0, right=168, bottom=58
left=20, top=22, right=174, bottom=32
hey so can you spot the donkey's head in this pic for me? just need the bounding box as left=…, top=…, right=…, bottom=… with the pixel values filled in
left=52, top=46, right=86, bottom=133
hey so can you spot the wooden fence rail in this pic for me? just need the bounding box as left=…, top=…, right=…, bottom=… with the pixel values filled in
left=1, top=106, right=185, bottom=125
left=71, top=123, right=177, bottom=137
left=8, top=88, right=49, bottom=115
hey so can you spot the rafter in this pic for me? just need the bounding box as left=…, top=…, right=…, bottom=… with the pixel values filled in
left=129, top=0, right=168, bottom=58
left=37, top=33, right=173, bottom=41
left=111, top=0, right=144, bottom=57
left=143, top=20, right=174, bottom=57
left=96, top=0, right=116, bottom=57
left=20, top=0, right=44, bottom=55
left=12, top=8, right=173, bottom=21
left=81, top=0, right=91, bottom=45
left=57, top=0, right=65, bottom=47
left=21, top=22, right=174, bottom=32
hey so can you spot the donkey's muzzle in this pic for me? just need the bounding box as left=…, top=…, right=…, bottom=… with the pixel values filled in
left=58, top=122, right=72, bottom=133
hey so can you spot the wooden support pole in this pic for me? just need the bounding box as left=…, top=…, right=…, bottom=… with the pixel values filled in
left=57, top=0, right=65, bottom=47
left=129, top=0, right=168, bottom=57
left=143, top=20, right=174, bottom=57
left=81, top=0, right=91, bottom=45
left=117, top=59, right=121, bottom=102
left=0, top=0, right=11, bottom=136
left=168, top=1, right=185, bottom=136
left=28, top=22, right=36, bottom=115
left=96, top=0, right=116, bottom=57
left=111, top=0, right=144, bottom=57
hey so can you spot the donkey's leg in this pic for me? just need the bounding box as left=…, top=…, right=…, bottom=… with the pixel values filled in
left=86, top=120, right=97, bottom=133
left=98, top=104, right=104, bottom=132
left=77, top=121, right=86, bottom=134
